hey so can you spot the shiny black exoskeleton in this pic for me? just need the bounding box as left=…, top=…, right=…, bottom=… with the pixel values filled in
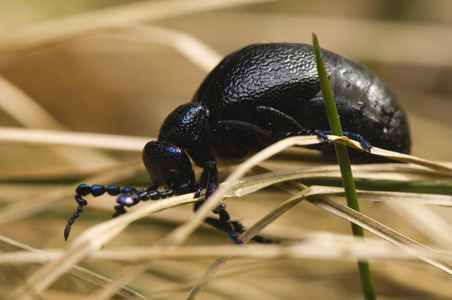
left=64, top=43, right=410, bottom=243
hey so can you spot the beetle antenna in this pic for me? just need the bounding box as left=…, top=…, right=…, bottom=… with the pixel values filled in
left=64, top=184, right=173, bottom=241
left=64, top=184, right=119, bottom=241
left=111, top=186, right=173, bottom=218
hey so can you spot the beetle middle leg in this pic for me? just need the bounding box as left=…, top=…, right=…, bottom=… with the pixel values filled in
left=255, top=105, right=372, bottom=150
left=221, top=105, right=372, bottom=152
left=203, top=216, right=276, bottom=244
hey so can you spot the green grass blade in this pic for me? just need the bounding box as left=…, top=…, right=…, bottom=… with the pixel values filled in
left=312, top=33, right=376, bottom=300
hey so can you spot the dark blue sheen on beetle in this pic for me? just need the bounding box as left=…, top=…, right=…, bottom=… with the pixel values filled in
left=64, top=43, right=410, bottom=243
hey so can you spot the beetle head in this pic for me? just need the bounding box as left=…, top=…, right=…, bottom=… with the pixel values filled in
left=142, top=141, right=196, bottom=194
left=158, top=103, right=214, bottom=167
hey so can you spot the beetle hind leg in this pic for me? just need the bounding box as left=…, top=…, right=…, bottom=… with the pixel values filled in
left=316, top=130, right=372, bottom=152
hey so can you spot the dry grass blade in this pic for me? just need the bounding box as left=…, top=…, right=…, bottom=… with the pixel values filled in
left=3, top=132, right=451, bottom=298
left=1, top=1, right=451, bottom=299
left=0, top=235, right=146, bottom=299
left=0, top=0, right=281, bottom=55
left=23, top=136, right=334, bottom=298
left=2, top=127, right=450, bottom=177
left=184, top=137, right=452, bottom=298
left=0, top=127, right=150, bottom=151
left=154, top=135, right=452, bottom=262
left=239, top=168, right=452, bottom=248
left=0, top=77, right=65, bottom=130
left=188, top=183, right=452, bottom=298
left=3, top=234, right=443, bottom=263
left=7, top=192, right=196, bottom=299
left=305, top=186, right=452, bottom=206
left=307, top=194, right=452, bottom=273
left=389, top=203, right=452, bottom=246
left=330, top=136, right=452, bottom=175
left=232, top=164, right=452, bottom=198
left=98, top=234, right=449, bottom=261
left=161, top=137, right=327, bottom=248
left=121, top=24, right=223, bottom=72
left=187, top=186, right=310, bottom=299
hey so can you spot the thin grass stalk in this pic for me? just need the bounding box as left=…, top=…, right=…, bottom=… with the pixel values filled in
left=312, top=33, right=376, bottom=299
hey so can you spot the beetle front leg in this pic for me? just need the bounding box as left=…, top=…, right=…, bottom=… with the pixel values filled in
left=193, top=199, right=243, bottom=244
left=201, top=161, right=219, bottom=200
left=215, top=202, right=243, bottom=244
left=194, top=159, right=218, bottom=198
left=201, top=161, right=239, bottom=242
left=193, top=163, right=244, bottom=244
left=204, top=217, right=277, bottom=244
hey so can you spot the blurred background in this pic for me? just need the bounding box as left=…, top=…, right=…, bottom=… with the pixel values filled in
left=0, top=0, right=451, bottom=299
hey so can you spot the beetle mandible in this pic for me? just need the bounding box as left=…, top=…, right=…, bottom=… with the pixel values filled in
left=64, top=43, right=411, bottom=243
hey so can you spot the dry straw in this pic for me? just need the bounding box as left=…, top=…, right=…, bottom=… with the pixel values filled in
left=0, top=0, right=451, bottom=299
left=4, top=133, right=452, bottom=299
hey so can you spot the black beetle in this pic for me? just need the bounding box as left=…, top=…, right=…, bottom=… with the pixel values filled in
left=64, top=43, right=410, bottom=243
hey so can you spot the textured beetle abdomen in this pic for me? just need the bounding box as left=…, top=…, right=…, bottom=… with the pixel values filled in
left=193, top=43, right=333, bottom=120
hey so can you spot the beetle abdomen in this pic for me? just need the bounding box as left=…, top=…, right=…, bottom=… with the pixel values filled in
left=192, top=43, right=410, bottom=154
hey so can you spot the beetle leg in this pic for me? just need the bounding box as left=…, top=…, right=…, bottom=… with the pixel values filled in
left=198, top=161, right=246, bottom=243
left=193, top=197, right=243, bottom=244
left=200, top=161, right=219, bottom=200
left=216, top=203, right=243, bottom=244
left=219, top=119, right=274, bottom=141
left=204, top=217, right=277, bottom=244
left=313, top=129, right=332, bottom=144
left=219, top=119, right=308, bottom=146
left=219, top=119, right=305, bottom=145
left=256, top=105, right=307, bottom=133
left=255, top=105, right=372, bottom=152
left=220, top=105, right=314, bottom=145
left=219, top=117, right=371, bottom=152
left=193, top=169, right=246, bottom=244
left=344, top=132, right=372, bottom=152
left=317, top=130, right=372, bottom=152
